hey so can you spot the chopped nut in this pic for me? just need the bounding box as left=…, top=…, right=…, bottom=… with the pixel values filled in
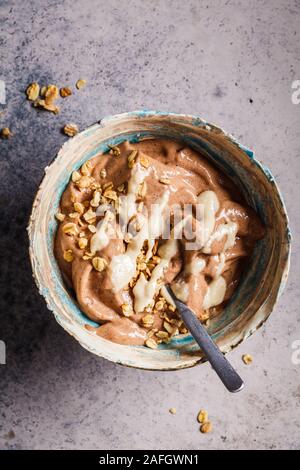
left=76, top=175, right=94, bottom=189
left=201, top=310, right=210, bottom=321
left=82, top=255, right=91, bottom=260
left=162, top=313, right=172, bottom=323
left=63, top=123, right=79, bottom=137
left=141, top=314, right=154, bottom=328
left=90, top=182, right=101, bottom=191
left=81, top=160, right=92, bottom=176
left=1, top=127, right=13, bottom=138
left=108, top=144, right=121, bottom=156
left=83, top=208, right=96, bottom=223
left=26, top=82, right=40, bottom=101
left=171, top=318, right=182, bottom=327
left=34, top=99, right=59, bottom=114
left=63, top=249, right=73, bottom=262
left=44, top=102, right=60, bottom=113
left=40, top=86, right=46, bottom=97
left=74, top=202, right=84, bottom=214
left=121, top=303, right=133, bottom=317
left=62, top=222, right=78, bottom=236
left=71, top=170, right=81, bottom=183
left=44, top=84, right=59, bottom=104
left=156, top=331, right=169, bottom=339
left=92, top=256, right=107, bottom=272
left=197, top=409, right=208, bottom=424
left=90, top=190, right=101, bottom=207
left=60, top=87, right=72, bottom=98
left=55, top=212, right=65, bottom=222
left=148, top=328, right=158, bottom=337
left=78, top=232, right=85, bottom=238
left=100, top=168, right=107, bottom=179
left=78, top=237, right=88, bottom=249
left=169, top=407, right=177, bottom=415
left=168, top=304, right=176, bottom=312
left=172, top=327, right=179, bottom=337
left=159, top=177, right=171, bottom=185
left=145, top=338, right=158, bottom=349
left=103, top=189, right=117, bottom=201
left=76, top=78, right=87, bottom=89
left=200, top=421, right=212, bottom=434
left=85, top=251, right=94, bottom=257
left=127, top=150, right=138, bottom=168
left=88, top=224, right=97, bottom=233
left=242, top=354, right=253, bottom=365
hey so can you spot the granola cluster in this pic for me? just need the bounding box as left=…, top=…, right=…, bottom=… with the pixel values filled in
left=1, top=79, right=87, bottom=141
left=26, top=79, right=86, bottom=115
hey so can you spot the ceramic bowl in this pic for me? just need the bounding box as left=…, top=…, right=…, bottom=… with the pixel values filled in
left=28, top=111, right=291, bottom=370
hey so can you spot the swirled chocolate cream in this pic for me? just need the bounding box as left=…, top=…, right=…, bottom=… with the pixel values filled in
left=55, top=139, right=265, bottom=347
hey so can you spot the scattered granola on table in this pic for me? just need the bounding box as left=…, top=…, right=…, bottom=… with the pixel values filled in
left=197, top=409, right=208, bottom=424
left=200, top=421, right=213, bottom=434
left=26, top=82, right=40, bottom=101
left=76, top=78, right=87, bottom=90
left=60, top=87, right=72, bottom=98
left=44, top=84, right=59, bottom=104
left=25, top=80, right=77, bottom=114
left=34, top=98, right=60, bottom=114
left=63, top=123, right=79, bottom=137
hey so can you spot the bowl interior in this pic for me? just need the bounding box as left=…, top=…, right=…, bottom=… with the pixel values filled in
left=29, top=111, right=290, bottom=370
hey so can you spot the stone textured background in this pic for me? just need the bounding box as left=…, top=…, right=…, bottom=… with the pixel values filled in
left=0, top=0, right=300, bottom=450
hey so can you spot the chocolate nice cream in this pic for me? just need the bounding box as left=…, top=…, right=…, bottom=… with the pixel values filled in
left=55, top=139, right=264, bottom=347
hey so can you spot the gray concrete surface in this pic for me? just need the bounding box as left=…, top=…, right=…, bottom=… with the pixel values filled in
left=1, top=0, right=300, bottom=450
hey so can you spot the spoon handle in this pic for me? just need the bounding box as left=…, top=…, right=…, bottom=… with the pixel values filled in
left=167, top=289, right=244, bottom=393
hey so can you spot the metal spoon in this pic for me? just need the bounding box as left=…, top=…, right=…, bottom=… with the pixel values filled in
left=166, top=286, right=244, bottom=393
